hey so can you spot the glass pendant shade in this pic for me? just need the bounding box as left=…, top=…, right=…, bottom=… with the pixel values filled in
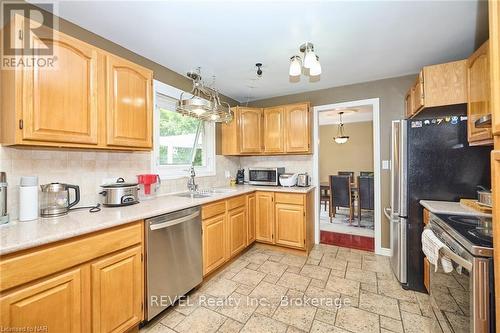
left=303, top=50, right=316, bottom=69
left=289, top=56, right=302, bottom=76
left=309, top=57, right=321, bottom=76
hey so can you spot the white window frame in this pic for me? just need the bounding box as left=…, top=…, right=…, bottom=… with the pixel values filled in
left=152, top=80, right=216, bottom=180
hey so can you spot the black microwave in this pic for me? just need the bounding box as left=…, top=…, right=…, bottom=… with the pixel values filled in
left=248, top=168, right=285, bottom=186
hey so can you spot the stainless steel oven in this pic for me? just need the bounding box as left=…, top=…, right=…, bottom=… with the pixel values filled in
left=427, top=214, right=494, bottom=333
left=248, top=167, right=285, bottom=186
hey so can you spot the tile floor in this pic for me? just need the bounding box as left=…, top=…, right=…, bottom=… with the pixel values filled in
left=140, top=243, right=432, bottom=333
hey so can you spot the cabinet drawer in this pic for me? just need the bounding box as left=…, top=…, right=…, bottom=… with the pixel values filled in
left=275, top=192, right=304, bottom=205
left=202, top=201, right=226, bottom=220
left=0, top=221, right=142, bottom=292
left=227, top=195, right=246, bottom=210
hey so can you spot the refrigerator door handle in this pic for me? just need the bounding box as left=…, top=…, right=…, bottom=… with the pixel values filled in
left=384, top=207, right=392, bottom=220
left=399, top=120, right=408, bottom=217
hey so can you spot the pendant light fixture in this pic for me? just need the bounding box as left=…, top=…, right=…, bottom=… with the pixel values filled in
left=334, top=112, right=349, bottom=144
left=289, top=42, right=322, bottom=79
left=176, top=67, right=233, bottom=123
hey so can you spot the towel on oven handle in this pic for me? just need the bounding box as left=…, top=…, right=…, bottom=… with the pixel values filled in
left=421, top=229, right=454, bottom=273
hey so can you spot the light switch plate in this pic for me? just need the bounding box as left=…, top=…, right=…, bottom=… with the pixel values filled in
left=382, top=160, right=391, bottom=170
left=224, top=170, right=231, bottom=178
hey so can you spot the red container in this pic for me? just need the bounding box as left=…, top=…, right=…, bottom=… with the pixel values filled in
left=137, top=174, right=160, bottom=198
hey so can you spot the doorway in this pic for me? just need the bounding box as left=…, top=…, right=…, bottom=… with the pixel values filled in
left=312, top=98, right=384, bottom=254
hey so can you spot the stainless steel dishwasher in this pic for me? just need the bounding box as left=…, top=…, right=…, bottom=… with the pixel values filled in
left=145, top=206, right=202, bottom=321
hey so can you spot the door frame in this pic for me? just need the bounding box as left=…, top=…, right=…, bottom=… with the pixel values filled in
left=312, top=98, right=389, bottom=256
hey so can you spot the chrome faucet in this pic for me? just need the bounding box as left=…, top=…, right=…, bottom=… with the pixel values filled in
left=187, top=165, right=198, bottom=192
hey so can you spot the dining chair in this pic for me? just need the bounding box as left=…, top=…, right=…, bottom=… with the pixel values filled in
left=320, top=185, right=330, bottom=211
left=329, top=175, right=353, bottom=222
left=360, top=171, right=374, bottom=177
left=357, top=176, right=374, bottom=225
left=338, top=171, right=355, bottom=179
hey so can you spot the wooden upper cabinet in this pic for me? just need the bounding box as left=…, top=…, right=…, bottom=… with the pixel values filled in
left=106, top=55, right=153, bottom=148
left=255, top=192, right=275, bottom=243
left=91, top=246, right=143, bottom=333
left=239, top=107, right=263, bottom=153
left=263, top=106, right=285, bottom=153
left=0, top=268, right=87, bottom=332
left=490, top=0, right=500, bottom=137
left=467, top=41, right=493, bottom=145
left=247, top=194, right=256, bottom=245
left=285, top=103, right=311, bottom=153
left=404, top=89, right=414, bottom=118
left=275, top=203, right=305, bottom=249
left=423, top=60, right=467, bottom=107
left=405, top=60, right=467, bottom=118
left=412, top=72, right=424, bottom=114
left=21, top=31, right=99, bottom=145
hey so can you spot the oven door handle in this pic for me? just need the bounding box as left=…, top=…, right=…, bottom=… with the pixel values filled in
left=439, top=247, right=473, bottom=272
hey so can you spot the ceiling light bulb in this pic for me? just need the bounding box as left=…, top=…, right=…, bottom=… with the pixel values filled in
left=310, top=56, right=321, bottom=76
left=303, top=49, right=316, bottom=69
left=289, top=56, right=302, bottom=77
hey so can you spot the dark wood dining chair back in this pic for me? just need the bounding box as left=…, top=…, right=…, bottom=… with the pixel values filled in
left=329, top=175, right=353, bottom=221
left=338, top=171, right=355, bottom=179
left=360, top=171, right=374, bottom=177
left=358, top=176, right=374, bottom=220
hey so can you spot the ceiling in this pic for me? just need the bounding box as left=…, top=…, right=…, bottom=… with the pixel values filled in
left=319, top=105, right=373, bottom=125
left=45, top=1, right=487, bottom=103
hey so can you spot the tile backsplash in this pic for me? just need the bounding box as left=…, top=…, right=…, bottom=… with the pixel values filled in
left=239, top=155, right=313, bottom=179
left=0, top=146, right=240, bottom=220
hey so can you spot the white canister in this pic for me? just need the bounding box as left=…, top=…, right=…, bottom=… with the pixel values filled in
left=19, top=176, right=39, bottom=221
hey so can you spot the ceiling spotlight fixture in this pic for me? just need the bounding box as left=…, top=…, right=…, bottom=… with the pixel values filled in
left=334, top=112, right=349, bottom=144
left=256, top=63, right=263, bottom=77
left=289, top=42, right=322, bottom=80
left=176, top=67, right=233, bottom=123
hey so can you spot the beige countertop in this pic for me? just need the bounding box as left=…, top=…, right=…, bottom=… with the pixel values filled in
left=419, top=200, right=492, bottom=218
left=0, top=185, right=314, bottom=256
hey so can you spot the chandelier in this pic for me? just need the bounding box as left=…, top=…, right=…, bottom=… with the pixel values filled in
left=176, top=68, right=233, bottom=123
left=334, top=112, right=349, bottom=144
left=289, top=42, right=322, bottom=78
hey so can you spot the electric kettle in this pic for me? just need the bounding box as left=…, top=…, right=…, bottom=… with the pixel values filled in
left=40, top=183, right=80, bottom=217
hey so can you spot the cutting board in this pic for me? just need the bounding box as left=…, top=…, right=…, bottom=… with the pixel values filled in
left=460, top=199, right=492, bottom=214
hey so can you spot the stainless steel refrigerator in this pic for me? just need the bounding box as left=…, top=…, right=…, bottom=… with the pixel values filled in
left=387, top=116, right=491, bottom=292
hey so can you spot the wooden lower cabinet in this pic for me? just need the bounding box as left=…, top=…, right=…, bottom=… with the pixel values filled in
left=275, top=203, right=305, bottom=249
left=247, top=194, right=256, bottom=245
left=202, top=213, right=227, bottom=276
left=256, top=192, right=275, bottom=243
left=0, top=267, right=88, bottom=332
left=228, top=207, right=247, bottom=257
left=0, top=222, right=143, bottom=333
left=423, top=257, right=430, bottom=292
left=91, top=246, right=143, bottom=333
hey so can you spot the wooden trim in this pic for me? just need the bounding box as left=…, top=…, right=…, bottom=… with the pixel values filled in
left=0, top=221, right=142, bottom=292
left=490, top=0, right=500, bottom=136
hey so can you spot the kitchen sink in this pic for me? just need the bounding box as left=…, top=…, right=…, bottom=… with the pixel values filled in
left=210, top=188, right=238, bottom=193
left=173, top=192, right=211, bottom=198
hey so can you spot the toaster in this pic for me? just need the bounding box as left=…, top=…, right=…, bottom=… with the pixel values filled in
left=297, top=173, right=310, bottom=187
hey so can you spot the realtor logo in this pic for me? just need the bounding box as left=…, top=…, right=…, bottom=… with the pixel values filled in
left=1, top=1, right=58, bottom=69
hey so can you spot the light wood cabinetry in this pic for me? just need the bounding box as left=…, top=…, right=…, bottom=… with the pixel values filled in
left=284, top=103, right=311, bottom=153
left=404, top=60, right=467, bottom=118
left=220, top=102, right=311, bottom=156
left=423, top=257, right=430, bottom=292
left=0, top=222, right=143, bottom=332
left=467, top=41, right=493, bottom=145
left=256, top=192, right=275, bottom=243
left=240, top=107, right=263, bottom=153
left=106, top=55, right=153, bottom=148
left=263, top=106, right=285, bottom=153
left=491, top=0, right=500, bottom=136
left=228, top=206, right=247, bottom=257
left=0, top=267, right=88, bottom=332
left=202, top=205, right=227, bottom=276
left=91, top=246, right=143, bottom=333
left=0, top=20, right=153, bottom=151
left=275, top=203, right=305, bottom=249
left=247, top=194, right=256, bottom=245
